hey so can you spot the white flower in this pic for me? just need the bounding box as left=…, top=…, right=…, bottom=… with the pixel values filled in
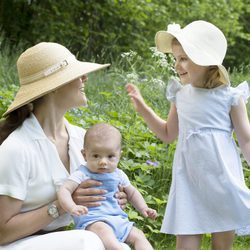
left=152, top=78, right=165, bottom=86
left=167, top=23, right=181, bottom=33
left=121, top=50, right=137, bottom=58
left=126, top=73, right=138, bottom=82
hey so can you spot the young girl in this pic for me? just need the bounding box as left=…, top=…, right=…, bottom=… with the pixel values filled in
left=126, top=20, right=250, bottom=250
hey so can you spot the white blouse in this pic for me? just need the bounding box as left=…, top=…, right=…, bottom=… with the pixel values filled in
left=0, top=113, right=86, bottom=230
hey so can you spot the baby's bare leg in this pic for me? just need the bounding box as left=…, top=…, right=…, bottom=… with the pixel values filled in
left=87, top=221, right=124, bottom=250
left=125, top=226, right=153, bottom=250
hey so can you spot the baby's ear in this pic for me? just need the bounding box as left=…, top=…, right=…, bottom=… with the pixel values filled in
left=81, top=149, right=87, bottom=160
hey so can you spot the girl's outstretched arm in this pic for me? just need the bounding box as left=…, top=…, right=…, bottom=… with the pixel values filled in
left=126, top=83, right=178, bottom=143
left=231, top=97, right=250, bottom=164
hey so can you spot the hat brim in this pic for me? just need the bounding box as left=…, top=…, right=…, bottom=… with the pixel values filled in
left=3, top=60, right=110, bottom=116
left=155, top=31, right=175, bottom=53
left=155, top=31, right=230, bottom=85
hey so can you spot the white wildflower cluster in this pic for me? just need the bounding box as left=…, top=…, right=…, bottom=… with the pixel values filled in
left=126, top=72, right=139, bottom=83
left=150, top=47, right=171, bottom=69
left=121, top=50, right=137, bottom=59
left=150, top=47, right=165, bottom=59
left=152, top=78, right=165, bottom=87
left=167, top=54, right=178, bottom=74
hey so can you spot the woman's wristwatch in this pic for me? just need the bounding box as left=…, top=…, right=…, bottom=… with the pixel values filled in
left=47, top=202, right=60, bottom=219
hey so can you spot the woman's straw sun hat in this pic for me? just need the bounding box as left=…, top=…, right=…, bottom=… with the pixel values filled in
left=155, top=20, right=230, bottom=84
left=3, top=42, right=110, bottom=116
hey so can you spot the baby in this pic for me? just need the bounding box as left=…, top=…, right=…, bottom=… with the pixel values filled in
left=58, top=123, right=157, bottom=250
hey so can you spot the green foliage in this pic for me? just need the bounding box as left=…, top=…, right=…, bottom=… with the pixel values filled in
left=0, top=0, right=249, bottom=68
left=0, top=44, right=250, bottom=249
left=65, top=50, right=250, bottom=249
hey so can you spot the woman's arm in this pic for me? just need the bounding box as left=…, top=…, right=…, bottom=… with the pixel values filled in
left=126, top=83, right=178, bottom=143
left=230, top=97, right=250, bottom=164
left=0, top=196, right=64, bottom=245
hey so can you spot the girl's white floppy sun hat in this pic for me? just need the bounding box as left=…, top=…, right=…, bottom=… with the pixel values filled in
left=155, top=20, right=230, bottom=84
left=3, top=42, right=110, bottom=116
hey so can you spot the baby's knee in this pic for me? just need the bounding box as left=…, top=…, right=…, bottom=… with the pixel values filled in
left=126, top=227, right=146, bottom=244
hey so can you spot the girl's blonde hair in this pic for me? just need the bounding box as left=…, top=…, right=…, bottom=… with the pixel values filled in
left=204, top=66, right=223, bottom=89
left=172, top=38, right=224, bottom=89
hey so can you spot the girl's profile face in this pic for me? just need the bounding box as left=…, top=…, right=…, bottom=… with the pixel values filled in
left=172, top=43, right=209, bottom=87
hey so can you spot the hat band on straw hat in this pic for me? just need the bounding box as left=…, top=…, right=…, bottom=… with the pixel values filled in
left=3, top=42, right=111, bottom=117
left=21, top=55, right=76, bottom=85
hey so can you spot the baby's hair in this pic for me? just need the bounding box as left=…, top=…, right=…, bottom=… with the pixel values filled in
left=172, top=38, right=224, bottom=89
left=84, top=123, right=122, bottom=149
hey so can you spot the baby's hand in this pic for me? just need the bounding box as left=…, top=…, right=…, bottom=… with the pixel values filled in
left=141, top=207, right=158, bottom=220
left=70, top=205, right=88, bottom=216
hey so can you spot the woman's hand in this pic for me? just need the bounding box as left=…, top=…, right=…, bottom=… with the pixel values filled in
left=72, top=180, right=128, bottom=209
left=72, top=179, right=107, bottom=207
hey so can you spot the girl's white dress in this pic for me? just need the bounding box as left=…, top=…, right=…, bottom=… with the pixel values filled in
left=161, top=79, right=250, bottom=235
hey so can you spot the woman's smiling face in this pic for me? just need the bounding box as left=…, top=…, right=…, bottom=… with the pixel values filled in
left=55, top=75, right=88, bottom=109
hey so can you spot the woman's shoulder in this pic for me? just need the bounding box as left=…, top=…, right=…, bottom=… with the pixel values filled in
left=1, top=119, right=33, bottom=149
left=0, top=127, right=30, bottom=166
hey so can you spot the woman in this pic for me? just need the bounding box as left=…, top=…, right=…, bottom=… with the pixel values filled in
left=0, top=42, right=129, bottom=250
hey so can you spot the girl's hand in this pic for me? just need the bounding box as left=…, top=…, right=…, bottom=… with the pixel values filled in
left=70, top=205, right=88, bottom=216
left=72, top=179, right=107, bottom=207
left=126, top=83, right=147, bottom=114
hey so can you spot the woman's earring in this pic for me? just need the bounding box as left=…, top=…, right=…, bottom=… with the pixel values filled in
left=27, top=103, right=34, bottom=112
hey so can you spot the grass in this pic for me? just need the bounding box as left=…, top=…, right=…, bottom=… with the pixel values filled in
left=1, top=46, right=250, bottom=249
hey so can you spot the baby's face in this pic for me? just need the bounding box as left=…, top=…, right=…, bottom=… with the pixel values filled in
left=82, top=138, right=121, bottom=174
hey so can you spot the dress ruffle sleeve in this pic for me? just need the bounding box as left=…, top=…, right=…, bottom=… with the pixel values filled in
left=166, top=77, right=183, bottom=103
left=231, top=81, right=250, bottom=106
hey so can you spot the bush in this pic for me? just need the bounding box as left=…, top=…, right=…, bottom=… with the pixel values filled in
left=0, top=0, right=249, bottom=68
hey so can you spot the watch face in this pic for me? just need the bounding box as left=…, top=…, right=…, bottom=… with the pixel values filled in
left=50, top=206, right=56, bottom=213
left=48, top=204, right=59, bottom=218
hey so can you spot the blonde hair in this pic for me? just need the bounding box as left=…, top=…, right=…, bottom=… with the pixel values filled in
left=171, top=38, right=225, bottom=89
left=204, top=66, right=223, bottom=89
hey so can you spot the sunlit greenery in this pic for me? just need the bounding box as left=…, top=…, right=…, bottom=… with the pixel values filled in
left=1, top=45, right=249, bottom=248
left=0, top=0, right=249, bottom=68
